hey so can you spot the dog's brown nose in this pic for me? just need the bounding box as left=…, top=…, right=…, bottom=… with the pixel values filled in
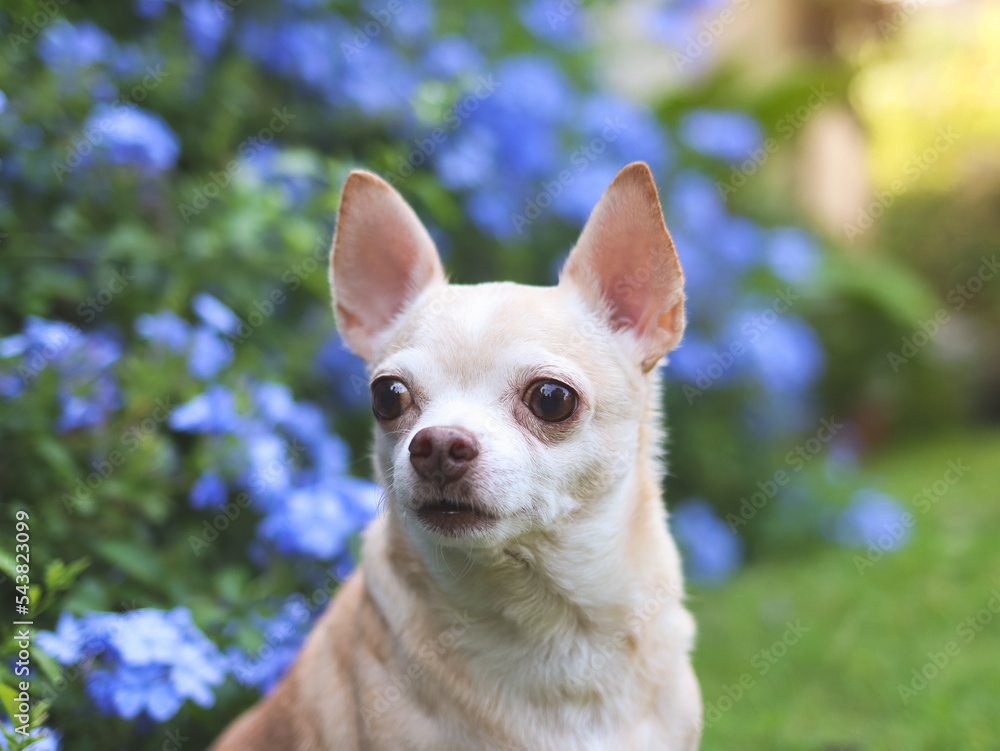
left=409, top=426, right=479, bottom=485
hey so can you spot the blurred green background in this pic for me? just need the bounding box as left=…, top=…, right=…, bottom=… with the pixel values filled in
left=0, top=0, right=998, bottom=748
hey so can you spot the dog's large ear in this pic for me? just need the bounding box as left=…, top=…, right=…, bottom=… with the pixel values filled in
left=560, top=162, right=685, bottom=372
left=330, top=170, right=445, bottom=361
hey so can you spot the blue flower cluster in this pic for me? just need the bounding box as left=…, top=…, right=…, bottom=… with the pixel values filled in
left=671, top=498, right=745, bottom=586
left=81, top=105, right=179, bottom=174
left=34, top=18, right=178, bottom=176
left=135, top=293, right=237, bottom=379
left=662, top=171, right=826, bottom=431
left=679, top=109, right=763, bottom=162
left=835, top=489, right=912, bottom=552
left=0, top=317, right=121, bottom=432
left=94, top=0, right=667, bottom=241
left=37, top=608, right=228, bottom=722
left=4, top=294, right=378, bottom=718
left=168, top=379, right=379, bottom=563
left=314, top=333, right=369, bottom=410
left=226, top=595, right=315, bottom=693
left=437, top=66, right=672, bottom=239
left=138, top=294, right=379, bottom=565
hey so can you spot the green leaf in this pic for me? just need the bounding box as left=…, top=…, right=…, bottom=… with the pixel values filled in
left=0, top=547, right=14, bottom=580
left=90, top=540, right=165, bottom=590
left=32, top=648, right=61, bottom=685
left=44, top=558, right=90, bottom=593
left=34, top=438, right=79, bottom=484
left=817, top=251, right=939, bottom=326
left=0, top=681, right=18, bottom=728
left=29, top=698, right=51, bottom=727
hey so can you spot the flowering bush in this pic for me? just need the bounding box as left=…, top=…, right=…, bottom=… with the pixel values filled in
left=0, top=0, right=954, bottom=746
left=37, top=609, right=227, bottom=721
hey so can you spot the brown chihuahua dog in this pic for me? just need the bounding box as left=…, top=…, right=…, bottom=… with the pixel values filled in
left=211, top=162, right=702, bottom=750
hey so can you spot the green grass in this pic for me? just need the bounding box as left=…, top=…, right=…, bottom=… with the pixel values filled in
left=691, top=431, right=1000, bottom=750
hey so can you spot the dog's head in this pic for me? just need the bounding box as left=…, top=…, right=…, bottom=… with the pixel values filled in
left=330, top=163, right=685, bottom=549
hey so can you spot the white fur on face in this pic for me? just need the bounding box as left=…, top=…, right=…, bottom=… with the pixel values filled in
left=369, top=281, right=649, bottom=550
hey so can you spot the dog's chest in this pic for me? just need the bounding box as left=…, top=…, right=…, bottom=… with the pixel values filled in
left=365, top=625, right=682, bottom=751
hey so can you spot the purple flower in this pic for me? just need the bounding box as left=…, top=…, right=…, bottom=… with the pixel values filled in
left=181, top=0, right=230, bottom=58
left=0, top=334, right=28, bottom=358
left=422, top=36, right=484, bottom=78
left=315, top=334, right=369, bottom=410
left=465, top=187, right=523, bottom=240
left=576, top=94, right=671, bottom=170
left=83, top=105, right=180, bottom=173
left=835, top=489, right=912, bottom=551
left=714, top=216, right=762, bottom=271
left=766, top=227, right=820, bottom=283
left=253, top=382, right=297, bottom=423
left=36, top=612, right=86, bottom=664
left=665, top=332, right=735, bottom=385
left=283, top=402, right=339, bottom=454
left=109, top=42, right=157, bottom=78
left=553, top=162, right=620, bottom=225
left=671, top=498, right=744, bottom=586
left=190, top=471, right=227, bottom=509
left=0, top=372, right=23, bottom=398
left=227, top=597, right=312, bottom=693
left=169, top=385, right=240, bottom=433
left=187, top=325, right=233, bottom=379
left=38, top=19, right=116, bottom=73
left=257, top=486, right=353, bottom=559
left=41, top=329, right=123, bottom=432
left=57, top=331, right=122, bottom=382
left=37, top=608, right=228, bottom=722
left=0, top=319, right=116, bottom=415
left=679, top=109, right=763, bottom=162
left=382, top=0, right=434, bottom=44
left=341, top=43, right=418, bottom=115
left=135, top=0, right=171, bottom=19
left=493, top=56, right=572, bottom=125
left=434, top=125, right=499, bottom=190
left=257, top=477, right=379, bottom=560
left=246, top=432, right=293, bottom=496
left=519, top=0, right=587, bottom=46
left=7, top=317, right=81, bottom=361
left=56, top=392, right=106, bottom=433
left=738, top=315, right=825, bottom=396
left=237, top=16, right=351, bottom=94
left=135, top=310, right=191, bottom=352
left=642, top=0, right=727, bottom=46
left=192, top=292, right=240, bottom=335
left=669, top=170, right=727, bottom=234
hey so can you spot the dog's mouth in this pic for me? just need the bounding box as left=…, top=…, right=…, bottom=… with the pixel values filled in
left=415, top=498, right=498, bottom=536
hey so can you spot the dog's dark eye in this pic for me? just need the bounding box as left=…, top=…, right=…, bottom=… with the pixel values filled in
left=525, top=380, right=577, bottom=423
left=371, top=377, right=412, bottom=421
